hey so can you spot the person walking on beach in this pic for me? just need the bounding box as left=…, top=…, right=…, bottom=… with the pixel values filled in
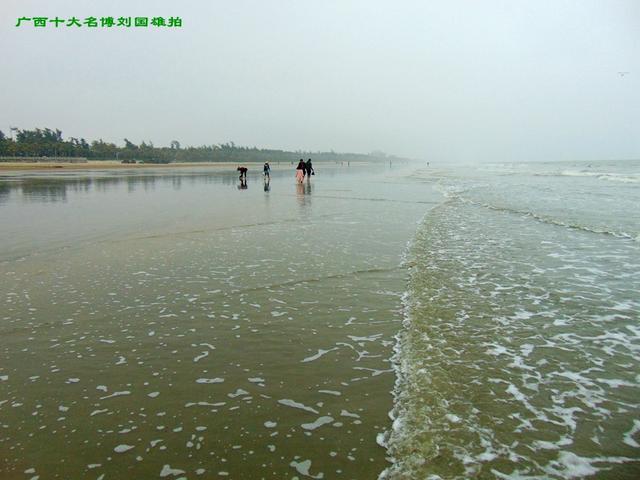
left=295, top=159, right=305, bottom=183
left=237, top=166, right=248, bottom=180
left=263, top=162, right=271, bottom=179
left=305, top=158, right=314, bottom=178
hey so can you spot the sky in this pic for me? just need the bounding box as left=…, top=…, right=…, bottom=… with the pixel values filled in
left=1, top=0, right=639, bottom=163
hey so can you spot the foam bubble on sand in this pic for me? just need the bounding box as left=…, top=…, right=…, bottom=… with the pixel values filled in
left=114, top=444, right=134, bottom=453
left=160, top=465, right=185, bottom=477
left=66, top=378, right=80, bottom=384
left=290, top=459, right=323, bottom=479
left=185, top=401, right=226, bottom=407
left=91, top=409, right=109, bottom=416
left=193, top=351, right=209, bottom=362
left=340, top=410, right=360, bottom=418
left=319, top=390, right=341, bottom=396
left=278, top=399, right=319, bottom=414
left=100, top=390, right=131, bottom=400
left=623, top=419, right=640, bottom=447
left=196, top=378, right=224, bottom=384
left=352, top=366, right=392, bottom=376
left=0, top=375, right=8, bottom=381
left=195, top=468, right=206, bottom=475
left=115, top=356, right=127, bottom=365
left=302, top=416, right=334, bottom=431
left=545, top=451, right=599, bottom=478
left=446, top=414, right=462, bottom=423
left=96, top=385, right=108, bottom=392
left=148, top=392, right=160, bottom=398
left=248, top=377, right=265, bottom=383
left=347, top=334, right=383, bottom=343
left=228, top=389, right=250, bottom=398
left=264, top=421, right=277, bottom=428
left=302, top=348, right=339, bottom=363
left=58, top=405, right=69, bottom=412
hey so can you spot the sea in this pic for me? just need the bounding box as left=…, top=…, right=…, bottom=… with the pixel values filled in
left=0, top=160, right=638, bottom=479
left=382, top=160, right=640, bottom=479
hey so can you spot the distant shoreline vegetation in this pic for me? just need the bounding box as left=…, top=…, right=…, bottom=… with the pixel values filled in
left=0, top=128, right=404, bottom=164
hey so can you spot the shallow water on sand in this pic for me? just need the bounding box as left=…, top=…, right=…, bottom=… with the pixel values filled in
left=0, top=165, right=439, bottom=479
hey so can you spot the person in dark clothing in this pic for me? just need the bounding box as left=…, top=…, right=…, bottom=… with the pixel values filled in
left=237, top=166, right=248, bottom=180
left=305, top=158, right=314, bottom=177
left=263, top=162, right=271, bottom=178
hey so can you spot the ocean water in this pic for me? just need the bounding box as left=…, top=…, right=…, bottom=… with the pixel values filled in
left=1, top=161, right=638, bottom=479
left=382, top=160, right=640, bottom=479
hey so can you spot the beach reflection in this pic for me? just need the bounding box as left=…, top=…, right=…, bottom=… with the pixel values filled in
left=0, top=170, right=252, bottom=204
left=296, top=180, right=312, bottom=208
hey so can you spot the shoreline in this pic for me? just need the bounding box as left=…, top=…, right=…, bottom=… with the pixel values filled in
left=0, top=161, right=275, bottom=172
left=0, top=160, right=372, bottom=172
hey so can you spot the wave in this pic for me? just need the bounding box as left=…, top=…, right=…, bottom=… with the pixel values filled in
left=380, top=202, right=640, bottom=479
left=557, top=170, right=640, bottom=184
left=440, top=189, right=638, bottom=242
left=524, top=169, right=640, bottom=184
left=472, top=162, right=640, bottom=184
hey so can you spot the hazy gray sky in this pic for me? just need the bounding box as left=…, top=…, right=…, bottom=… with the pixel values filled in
left=1, top=0, right=638, bottom=162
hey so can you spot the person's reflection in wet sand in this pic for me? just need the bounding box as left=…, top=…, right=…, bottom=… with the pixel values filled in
left=263, top=176, right=270, bottom=192
left=296, top=180, right=311, bottom=209
left=238, top=178, right=248, bottom=190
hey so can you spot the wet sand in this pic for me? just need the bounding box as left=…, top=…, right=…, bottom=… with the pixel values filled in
left=0, top=165, right=440, bottom=478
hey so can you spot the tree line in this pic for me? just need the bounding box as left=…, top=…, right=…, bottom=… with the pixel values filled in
left=0, top=128, right=401, bottom=164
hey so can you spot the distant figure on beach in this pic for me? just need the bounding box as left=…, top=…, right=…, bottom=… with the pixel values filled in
left=237, top=166, right=248, bottom=180
left=295, top=159, right=305, bottom=183
left=305, top=158, right=314, bottom=178
left=263, top=162, right=270, bottom=178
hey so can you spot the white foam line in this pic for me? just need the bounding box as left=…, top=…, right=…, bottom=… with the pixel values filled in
left=278, top=399, right=319, bottom=414
left=100, top=391, right=131, bottom=400
left=196, top=378, right=224, bottom=384
left=301, top=348, right=338, bottom=363
left=318, top=390, right=341, bottom=396
left=302, top=416, right=334, bottom=431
